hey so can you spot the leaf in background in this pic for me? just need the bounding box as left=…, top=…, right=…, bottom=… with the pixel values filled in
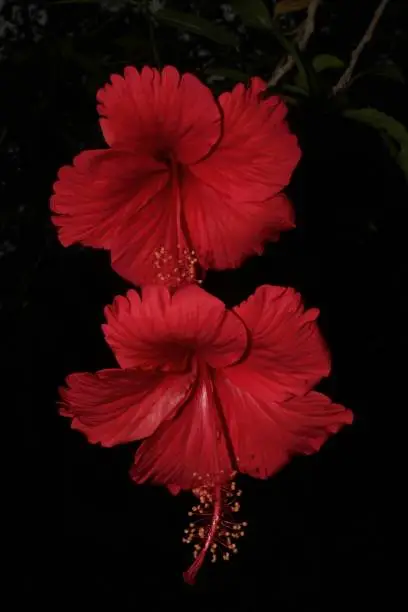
left=265, top=82, right=308, bottom=105
left=343, top=109, right=408, bottom=148
left=344, top=108, right=408, bottom=182
left=397, top=147, right=408, bottom=179
left=155, top=9, right=239, bottom=46
left=205, top=67, right=250, bottom=82
left=312, top=54, right=345, bottom=72
left=380, top=132, right=400, bottom=159
left=269, top=22, right=318, bottom=96
left=229, top=0, right=272, bottom=29
left=282, top=83, right=309, bottom=96
left=294, top=54, right=344, bottom=90
left=280, top=95, right=299, bottom=106
left=354, top=60, right=405, bottom=85
left=274, top=0, right=314, bottom=16
left=370, top=60, right=405, bottom=83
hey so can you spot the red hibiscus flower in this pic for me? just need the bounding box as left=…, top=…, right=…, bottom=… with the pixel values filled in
left=60, top=284, right=352, bottom=583
left=51, top=66, right=301, bottom=288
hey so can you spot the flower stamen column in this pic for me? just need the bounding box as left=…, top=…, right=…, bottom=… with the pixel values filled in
left=183, top=474, right=247, bottom=584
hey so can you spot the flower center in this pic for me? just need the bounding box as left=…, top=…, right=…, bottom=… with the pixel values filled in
left=151, top=157, right=205, bottom=288
left=155, top=148, right=173, bottom=165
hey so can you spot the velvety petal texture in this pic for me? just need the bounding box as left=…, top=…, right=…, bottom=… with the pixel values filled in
left=51, top=66, right=301, bottom=287
left=60, top=368, right=196, bottom=446
left=50, top=150, right=168, bottom=249
left=131, top=366, right=234, bottom=490
left=228, top=285, right=331, bottom=403
left=97, top=65, right=221, bottom=164
left=214, top=376, right=353, bottom=480
left=60, top=284, right=352, bottom=491
left=102, top=285, right=248, bottom=372
left=189, top=78, right=299, bottom=203
left=181, top=176, right=295, bottom=269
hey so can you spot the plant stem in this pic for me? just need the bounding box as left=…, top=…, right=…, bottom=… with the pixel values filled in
left=332, top=0, right=391, bottom=95
left=268, top=0, right=321, bottom=87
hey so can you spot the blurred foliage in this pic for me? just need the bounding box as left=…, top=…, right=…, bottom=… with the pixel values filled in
left=0, top=0, right=407, bottom=310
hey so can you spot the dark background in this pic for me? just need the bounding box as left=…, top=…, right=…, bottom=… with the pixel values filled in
left=2, top=0, right=406, bottom=609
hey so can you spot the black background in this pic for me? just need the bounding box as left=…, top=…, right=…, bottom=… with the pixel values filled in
left=2, top=1, right=406, bottom=609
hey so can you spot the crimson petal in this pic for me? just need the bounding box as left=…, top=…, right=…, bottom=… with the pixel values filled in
left=51, top=149, right=167, bottom=249
left=182, top=171, right=296, bottom=269
left=215, top=372, right=353, bottom=479
left=103, top=285, right=248, bottom=371
left=59, top=368, right=196, bottom=447
left=227, top=285, right=331, bottom=402
left=131, top=366, right=234, bottom=490
left=188, top=77, right=300, bottom=203
left=97, top=65, right=221, bottom=164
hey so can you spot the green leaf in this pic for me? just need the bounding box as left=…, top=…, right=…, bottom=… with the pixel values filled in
left=281, top=95, right=299, bottom=106
left=344, top=108, right=408, bottom=181
left=355, top=60, right=405, bottom=85
left=274, top=0, right=314, bottom=16
left=230, top=0, right=272, bottom=29
left=343, top=109, right=408, bottom=146
left=282, top=83, right=309, bottom=96
left=155, top=9, right=238, bottom=46
left=294, top=55, right=343, bottom=91
left=312, top=54, right=345, bottom=72
left=205, top=67, right=249, bottom=82
left=397, top=146, right=408, bottom=178
left=380, top=132, right=400, bottom=159
left=372, top=60, right=405, bottom=83
left=270, top=23, right=318, bottom=96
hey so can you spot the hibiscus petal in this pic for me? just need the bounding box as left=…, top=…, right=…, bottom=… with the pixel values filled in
left=97, top=65, right=221, bottom=164
left=215, top=372, right=353, bottom=479
left=103, top=286, right=188, bottom=371
left=170, top=285, right=248, bottom=368
left=111, top=167, right=209, bottom=287
left=227, top=285, right=331, bottom=402
left=188, top=77, right=301, bottom=203
left=51, top=149, right=168, bottom=249
left=108, top=178, right=177, bottom=286
left=131, top=367, right=233, bottom=490
left=280, top=392, right=354, bottom=454
left=102, top=285, right=247, bottom=371
left=182, top=170, right=295, bottom=269
left=59, top=367, right=195, bottom=446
